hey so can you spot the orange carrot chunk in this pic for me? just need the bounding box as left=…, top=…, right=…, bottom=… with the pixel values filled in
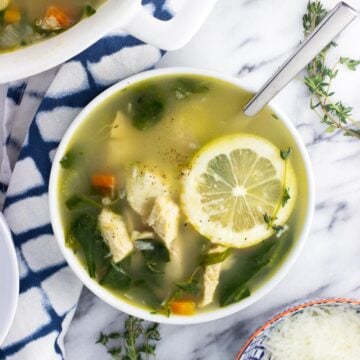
left=170, top=300, right=196, bottom=316
left=4, top=8, right=21, bottom=24
left=43, top=6, right=73, bottom=29
left=91, top=174, right=116, bottom=190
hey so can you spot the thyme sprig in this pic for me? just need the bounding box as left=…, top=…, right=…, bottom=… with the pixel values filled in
left=303, top=1, right=360, bottom=138
left=96, top=316, right=161, bottom=360
left=263, top=147, right=292, bottom=236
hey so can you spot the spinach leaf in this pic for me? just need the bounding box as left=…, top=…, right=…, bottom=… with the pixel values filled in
left=71, top=214, right=99, bottom=278
left=101, top=262, right=132, bottom=290
left=172, top=78, right=209, bottom=100
left=266, top=237, right=291, bottom=268
left=219, top=241, right=276, bottom=307
left=65, top=194, right=102, bottom=210
left=135, top=239, right=170, bottom=275
left=145, top=262, right=165, bottom=275
left=221, top=286, right=250, bottom=306
left=60, top=150, right=76, bottom=169
left=200, top=248, right=232, bottom=266
left=84, top=5, right=96, bottom=17
left=175, top=278, right=200, bottom=298
left=135, top=239, right=170, bottom=263
left=131, top=90, right=165, bottom=130
left=128, top=282, right=162, bottom=309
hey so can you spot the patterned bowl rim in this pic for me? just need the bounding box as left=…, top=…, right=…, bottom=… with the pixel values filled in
left=235, top=297, right=360, bottom=359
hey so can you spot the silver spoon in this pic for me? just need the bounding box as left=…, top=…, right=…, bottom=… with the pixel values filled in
left=243, top=1, right=358, bottom=117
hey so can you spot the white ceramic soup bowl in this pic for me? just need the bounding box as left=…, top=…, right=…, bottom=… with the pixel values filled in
left=0, top=0, right=218, bottom=83
left=49, top=67, right=315, bottom=325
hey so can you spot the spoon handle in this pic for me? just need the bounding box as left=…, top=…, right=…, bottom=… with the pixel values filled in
left=243, top=2, right=357, bottom=117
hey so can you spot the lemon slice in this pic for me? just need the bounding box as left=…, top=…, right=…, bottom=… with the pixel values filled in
left=181, top=134, right=296, bottom=248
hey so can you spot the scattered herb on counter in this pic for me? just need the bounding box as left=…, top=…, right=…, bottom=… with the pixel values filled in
left=303, top=1, right=360, bottom=138
left=96, top=316, right=161, bottom=360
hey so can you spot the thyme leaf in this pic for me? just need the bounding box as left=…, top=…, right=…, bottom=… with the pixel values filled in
left=96, top=316, right=161, bottom=360
left=280, top=147, right=292, bottom=160
left=303, top=1, right=360, bottom=138
left=282, top=187, right=291, bottom=207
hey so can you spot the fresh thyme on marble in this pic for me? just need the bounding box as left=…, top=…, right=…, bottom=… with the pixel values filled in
left=303, top=1, right=360, bottom=138
left=96, top=316, right=161, bottom=360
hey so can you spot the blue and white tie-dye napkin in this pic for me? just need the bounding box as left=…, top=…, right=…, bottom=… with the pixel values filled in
left=0, top=1, right=175, bottom=358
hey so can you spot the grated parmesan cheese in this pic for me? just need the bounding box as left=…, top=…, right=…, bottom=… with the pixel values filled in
left=263, top=305, right=360, bottom=360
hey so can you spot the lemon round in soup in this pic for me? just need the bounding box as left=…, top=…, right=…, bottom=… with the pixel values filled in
left=58, top=75, right=307, bottom=316
left=182, top=134, right=296, bottom=248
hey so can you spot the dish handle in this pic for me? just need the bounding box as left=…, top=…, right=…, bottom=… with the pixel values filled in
left=123, top=0, right=218, bottom=51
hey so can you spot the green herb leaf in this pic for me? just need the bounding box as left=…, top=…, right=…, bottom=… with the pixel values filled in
left=135, top=239, right=170, bottom=263
left=272, top=223, right=284, bottom=235
left=200, top=248, right=232, bottom=266
left=131, top=90, right=165, bottom=130
left=175, top=277, right=200, bottom=298
left=60, top=151, right=76, bottom=169
left=65, top=194, right=102, bottom=210
left=145, top=323, right=161, bottom=341
left=101, top=262, right=132, bottom=290
left=107, top=332, right=121, bottom=339
left=280, top=147, right=292, bottom=160
left=303, top=1, right=360, bottom=139
left=282, top=187, right=291, bottom=207
left=96, top=332, right=109, bottom=345
left=220, top=286, right=250, bottom=307
left=263, top=213, right=275, bottom=226
left=96, top=316, right=161, bottom=359
left=85, top=4, right=96, bottom=17
left=340, top=57, right=360, bottom=71
left=219, top=241, right=275, bottom=307
left=145, top=261, right=164, bottom=275
left=263, top=213, right=287, bottom=236
left=107, top=347, right=121, bottom=358
left=70, top=214, right=99, bottom=277
left=172, top=78, right=209, bottom=99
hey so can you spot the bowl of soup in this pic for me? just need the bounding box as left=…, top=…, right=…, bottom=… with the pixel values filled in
left=49, top=68, right=315, bottom=324
left=0, top=0, right=218, bottom=83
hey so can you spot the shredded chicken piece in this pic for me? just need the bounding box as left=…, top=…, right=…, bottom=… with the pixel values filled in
left=147, top=196, right=180, bottom=249
left=98, top=208, right=133, bottom=263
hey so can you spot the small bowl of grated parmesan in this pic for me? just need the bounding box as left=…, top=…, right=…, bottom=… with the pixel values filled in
left=236, top=298, right=360, bottom=360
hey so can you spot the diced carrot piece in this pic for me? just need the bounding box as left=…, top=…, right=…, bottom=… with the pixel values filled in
left=170, top=300, right=196, bottom=316
left=91, top=174, right=116, bottom=190
left=44, top=6, right=73, bottom=29
left=4, top=8, right=21, bottom=24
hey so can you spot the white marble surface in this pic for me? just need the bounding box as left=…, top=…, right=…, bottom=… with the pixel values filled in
left=2, top=0, right=359, bottom=358
left=61, top=0, right=360, bottom=359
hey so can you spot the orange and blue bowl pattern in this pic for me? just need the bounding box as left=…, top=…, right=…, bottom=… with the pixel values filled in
left=236, top=298, right=360, bottom=360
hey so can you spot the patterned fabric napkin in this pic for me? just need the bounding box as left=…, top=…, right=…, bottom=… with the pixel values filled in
left=0, top=1, right=175, bottom=358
